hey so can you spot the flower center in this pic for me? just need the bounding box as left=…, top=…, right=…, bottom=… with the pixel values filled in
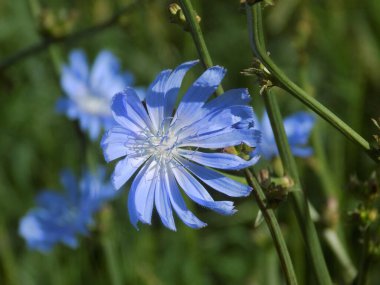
left=75, top=93, right=111, bottom=116
left=148, top=131, right=178, bottom=161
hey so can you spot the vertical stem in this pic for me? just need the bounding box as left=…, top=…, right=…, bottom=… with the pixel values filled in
left=178, top=0, right=213, bottom=69
left=179, top=1, right=298, bottom=284
left=245, top=170, right=299, bottom=285
left=101, top=233, right=123, bottom=285
left=262, top=88, right=333, bottom=285
left=179, top=0, right=223, bottom=96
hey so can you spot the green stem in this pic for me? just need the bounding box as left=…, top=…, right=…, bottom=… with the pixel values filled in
left=179, top=0, right=223, bottom=96
left=245, top=170, right=298, bottom=285
left=180, top=1, right=297, bottom=284
left=323, top=229, right=357, bottom=282
left=245, top=3, right=377, bottom=163
left=262, top=88, right=333, bottom=285
left=101, top=232, right=123, bottom=285
left=0, top=1, right=139, bottom=71
left=312, top=127, right=357, bottom=282
left=0, top=218, right=18, bottom=285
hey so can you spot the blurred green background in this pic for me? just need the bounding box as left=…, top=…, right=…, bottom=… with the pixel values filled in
left=1, top=0, right=380, bottom=284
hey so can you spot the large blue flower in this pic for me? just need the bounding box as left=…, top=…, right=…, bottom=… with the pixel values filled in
left=57, top=49, right=144, bottom=140
left=19, top=167, right=116, bottom=252
left=255, top=111, right=315, bottom=159
left=101, top=60, right=261, bottom=230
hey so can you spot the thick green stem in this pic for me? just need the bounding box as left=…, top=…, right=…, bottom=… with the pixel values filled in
left=179, top=0, right=223, bottom=96
left=323, top=229, right=357, bottom=282
left=262, top=88, right=333, bottom=285
left=246, top=4, right=377, bottom=163
left=245, top=170, right=298, bottom=285
left=180, top=1, right=297, bottom=284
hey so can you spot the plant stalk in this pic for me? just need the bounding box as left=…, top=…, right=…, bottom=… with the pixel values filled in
left=179, top=0, right=223, bottom=96
left=246, top=3, right=377, bottom=163
left=262, top=87, right=333, bottom=285
left=180, top=1, right=297, bottom=284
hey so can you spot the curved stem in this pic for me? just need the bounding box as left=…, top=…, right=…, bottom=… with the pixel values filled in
left=0, top=1, right=139, bottom=71
left=246, top=4, right=377, bottom=163
left=262, top=87, right=333, bottom=285
left=180, top=1, right=298, bottom=284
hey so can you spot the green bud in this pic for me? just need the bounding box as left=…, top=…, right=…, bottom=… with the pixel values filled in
left=168, top=3, right=201, bottom=31
left=242, top=59, right=274, bottom=94
left=257, top=168, right=293, bottom=208
left=38, top=8, right=78, bottom=39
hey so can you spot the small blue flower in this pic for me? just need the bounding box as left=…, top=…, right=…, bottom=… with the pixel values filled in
left=101, top=60, right=261, bottom=230
left=57, top=49, right=145, bottom=140
left=255, top=111, right=315, bottom=160
left=19, top=167, right=116, bottom=252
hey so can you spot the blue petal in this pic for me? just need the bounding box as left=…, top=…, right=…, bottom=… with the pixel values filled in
left=35, top=192, right=66, bottom=210
left=171, top=163, right=236, bottom=215
left=261, top=112, right=275, bottom=144
left=259, top=112, right=315, bottom=159
left=60, top=65, right=89, bottom=99
left=291, top=146, right=314, bottom=157
left=111, top=90, right=153, bottom=133
left=112, top=155, right=149, bottom=190
left=19, top=214, right=45, bottom=244
left=101, top=126, right=146, bottom=162
left=155, top=169, right=176, bottom=231
left=134, top=87, right=146, bottom=101
left=87, top=117, right=101, bottom=141
left=90, top=50, right=121, bottom=90
left=68, top=50, right=89, bottom=80
left=127, top=184, right=139, bottom=229
left=173, top=66, right=226, bottom=130
left=134, top=159, right=158, bottom=225
left=179, top=128, right=260, bottom=148
left=145, top=69, right=171, bottom=132
left=176, top=105, right=255, bottom=140
left=165, top=167, right=206, bottom=229
left=127, top=159, right=154, bottom=229
left=203, top=88, right=251, bottom=110
left=177, top=157, right=252, bottom=197
left=163, top=60, right=199, bottom=118
left=56, top=97, right=70, bottom=113
left=177, top=149, right=260, bottom=170
left=60, top=170, right=79, bottom=202
left=284, top=112, right=315, bottom=145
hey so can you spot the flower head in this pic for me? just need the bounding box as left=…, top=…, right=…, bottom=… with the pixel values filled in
left=19, top=167, right=115, bottom=252
left=101, top=60, right=261, bottom=230
left=256, top=111, right=315, bottom=160
left=57, top=49, right=144, bottom=140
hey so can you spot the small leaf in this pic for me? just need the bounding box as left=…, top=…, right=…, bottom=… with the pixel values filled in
left=254, top=210, right=265, bottom=228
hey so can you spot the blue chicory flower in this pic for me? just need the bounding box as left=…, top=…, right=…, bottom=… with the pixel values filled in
left=255, top=111, right=315, bottom=160
left=19, top=167, right=116, bottom=252
left=101, top=60, right=261, bottom=230
left=57, top=49, right=145, bottom=140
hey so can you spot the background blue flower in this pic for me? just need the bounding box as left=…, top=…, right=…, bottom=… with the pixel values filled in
left=255, top=111, right=315, bottom=160
left=57, top=49, right=145, bottom=140
left=19, top=167, right=116, bottom=252
left=101, top=60, right=261, bottom=230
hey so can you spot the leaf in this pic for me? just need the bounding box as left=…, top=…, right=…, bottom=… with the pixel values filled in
left=254, top=210, right=265, bottom=228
